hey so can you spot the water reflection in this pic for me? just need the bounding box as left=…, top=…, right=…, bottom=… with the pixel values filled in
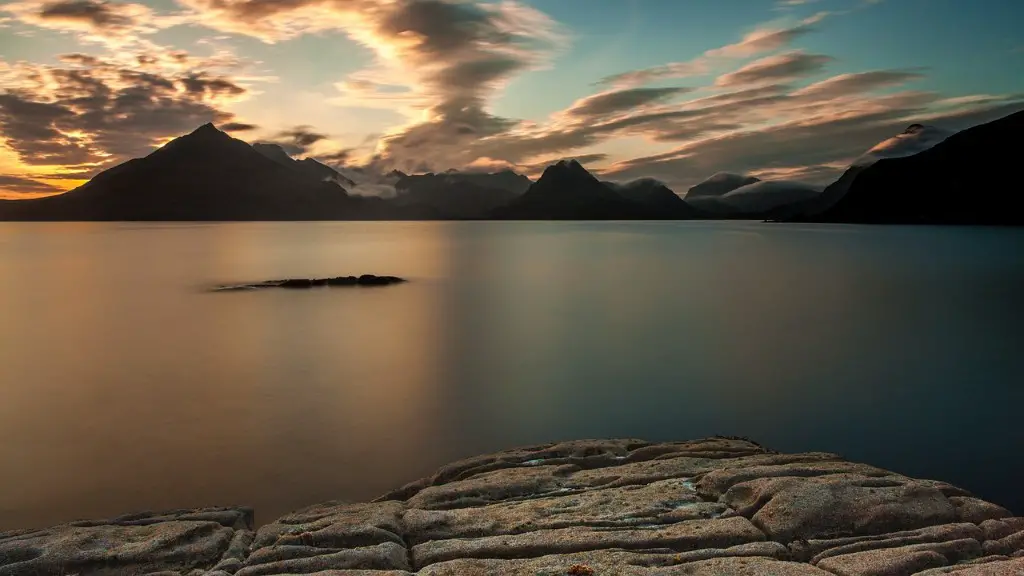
left=0, top=221, right=1022, bottom=530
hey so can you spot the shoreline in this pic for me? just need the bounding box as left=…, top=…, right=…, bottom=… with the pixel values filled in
left=2, top=437, right=1023, bottom=575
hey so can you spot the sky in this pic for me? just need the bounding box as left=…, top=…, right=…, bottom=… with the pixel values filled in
left=1, top=0, right=1022, bottom=198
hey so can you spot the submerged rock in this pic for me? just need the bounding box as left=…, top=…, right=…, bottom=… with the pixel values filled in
left=214, top=274, right=406, bottom=291
left=3, top=437, right=1022, bottom=575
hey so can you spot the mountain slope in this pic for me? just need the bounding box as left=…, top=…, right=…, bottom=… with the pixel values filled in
left=789, top=124, right=955, bottom=219
left=0, top=124, right=419, bottom=221
left=490, top=160, right=660, bottom=219
left=606, top=178, right=699, bottom=218
left=253, top=143, right=356, bottom=188
left=815, top=109, right=1024, bottom=225
left=393, top=171, right=526, bottom=219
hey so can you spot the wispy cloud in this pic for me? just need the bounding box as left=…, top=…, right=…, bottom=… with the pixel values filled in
left=715, top=51, right=833, bottom=86
left=0, top=173, right=63, bottom=194
left=600, top=12, right=828, bottom=88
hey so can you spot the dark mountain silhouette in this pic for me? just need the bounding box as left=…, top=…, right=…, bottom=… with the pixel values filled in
left=393, top=170, right=529, bottom=218
left=812, top=109, right=1024, bottom=225
left=786, top=123, right=955, bottom=220
left=605, top=178, right=700, bottom=218
left=253, top=143, right=356, bottom=188
left=686, top=173, right=761, bottom=199
left=491, top=160, right=673, bottom=219
left=0, top=124, right=431, bottom=221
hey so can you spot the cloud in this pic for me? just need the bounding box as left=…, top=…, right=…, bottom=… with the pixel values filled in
left=602, top=97, right=1024, bottom=191
left=715, top=51, right=832, bottom=87
left=0, top=173, right=63, bottom=193
left=599, top=62, right=710, bottom=90
left=177, top=0, right=563, bottom=172
left=3, top=0, right=175, bottom=46
left=707, top=12, right=827, bottom=58
left=793, top=69, right=926, bottom=99
left=0, top=51, right=252, bottom=171
left=599, top=12, right=827, bottom=88
left=262, top=126, right=328, bottom=155
left=38, top=0, right=135, bottom=27
left=315, top=148, right=355, bottom=166
left=565, top=87, right=693, bottom=118
left=220, top=121, right=258, bottom=132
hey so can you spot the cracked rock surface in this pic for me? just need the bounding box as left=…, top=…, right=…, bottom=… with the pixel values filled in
left=2, top=437, right=1021, bottom=575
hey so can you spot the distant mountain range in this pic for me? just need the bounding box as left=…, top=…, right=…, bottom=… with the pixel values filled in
left=0, top=124, right=433, bottom=221
left=1, top=109, right=1021, bottom=224
left=492, top=160, right=699, bottom=220
left=392, top=170, right=530, bottom=219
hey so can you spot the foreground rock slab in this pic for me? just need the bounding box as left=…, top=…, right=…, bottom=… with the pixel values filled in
left=3, top=437, right=1022, bottom=575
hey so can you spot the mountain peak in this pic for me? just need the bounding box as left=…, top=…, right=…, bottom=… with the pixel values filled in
left=545, top=158, right=593, bottom=180
left=191, top=122, right=225, bottom=136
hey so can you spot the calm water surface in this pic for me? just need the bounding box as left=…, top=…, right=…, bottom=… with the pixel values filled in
left=1, top=221, right=1022, bottom=529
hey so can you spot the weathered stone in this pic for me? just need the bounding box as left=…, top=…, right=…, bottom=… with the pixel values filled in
left=568, top=451, right=844, bottom=491
left=788, top=523, right=982, bottom=563
left=376, top=438, right=784, bottom=504
left=0, top=508, right=251, bottom=576
left=276, top=572, right=413, bottom=576
left=950, top=497, right=1014, bottom=524
left=418, top=544, right=791, bottom=575
left=914, top=555, right=1021, bottom=575
left=721, top=473, right=958, bottom=541
left=252, top=501, right=406, bottom=550
left=982, top=528, right=1024, bottom=556
left=67, top=507, right=254, bottom=530
left=915, top=480, right=976, bottom=499
left=235, top=542, right=410, bottom=576
left=404, top=478, right=730, bottom=543
left=661, top=557, right=834, bottom=575
left=696, top=460, right=902, bottom=500
left=980, top=518, right=1024, bottom=541
left=624, top=437, right=769, bottom=461
left=410, top=515, right=765, bottom=568
left=407, top=464, right=582, bottom=510
left=815, top=538, right=982, bottom=575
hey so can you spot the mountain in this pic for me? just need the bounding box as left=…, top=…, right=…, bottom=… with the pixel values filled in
left=814, top=109, right=1024, bottom=225
left=490, top=159, right=664, bottom=219
left=789, top=124, right=955, bottom=219
left=605, top=178, right=700, bottom=218
left=393, top=170, right=529, bottom=218
left=0, top=124, right=428, bottom=221
left=719, top=180, right=821, bottom=213
left=253, top=143, right=356, bottom=188
left=683, top=179, right=820, bottom=219
left=686, top=173, right=761, bottom=199
left=852, top=124, right=953, bottom=168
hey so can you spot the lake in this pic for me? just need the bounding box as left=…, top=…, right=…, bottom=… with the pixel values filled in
left=1, top=220, right=1022, bottom=530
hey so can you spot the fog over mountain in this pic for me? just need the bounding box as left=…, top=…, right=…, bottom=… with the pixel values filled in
left=686, top=173, right=762, bottom=199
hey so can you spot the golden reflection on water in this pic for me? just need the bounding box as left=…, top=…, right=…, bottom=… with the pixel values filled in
left=0, top=222, right=451, bottom=529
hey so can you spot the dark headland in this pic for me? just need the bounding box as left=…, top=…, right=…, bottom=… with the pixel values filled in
left=2, top=437, right=1022, bottom=575
left=2, top=109, right=1022, bottom=225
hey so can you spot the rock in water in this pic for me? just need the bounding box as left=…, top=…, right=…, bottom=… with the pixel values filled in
left=3, top=437, right=1023, bottom=575
left=213, top=274, right=406, bottom=291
